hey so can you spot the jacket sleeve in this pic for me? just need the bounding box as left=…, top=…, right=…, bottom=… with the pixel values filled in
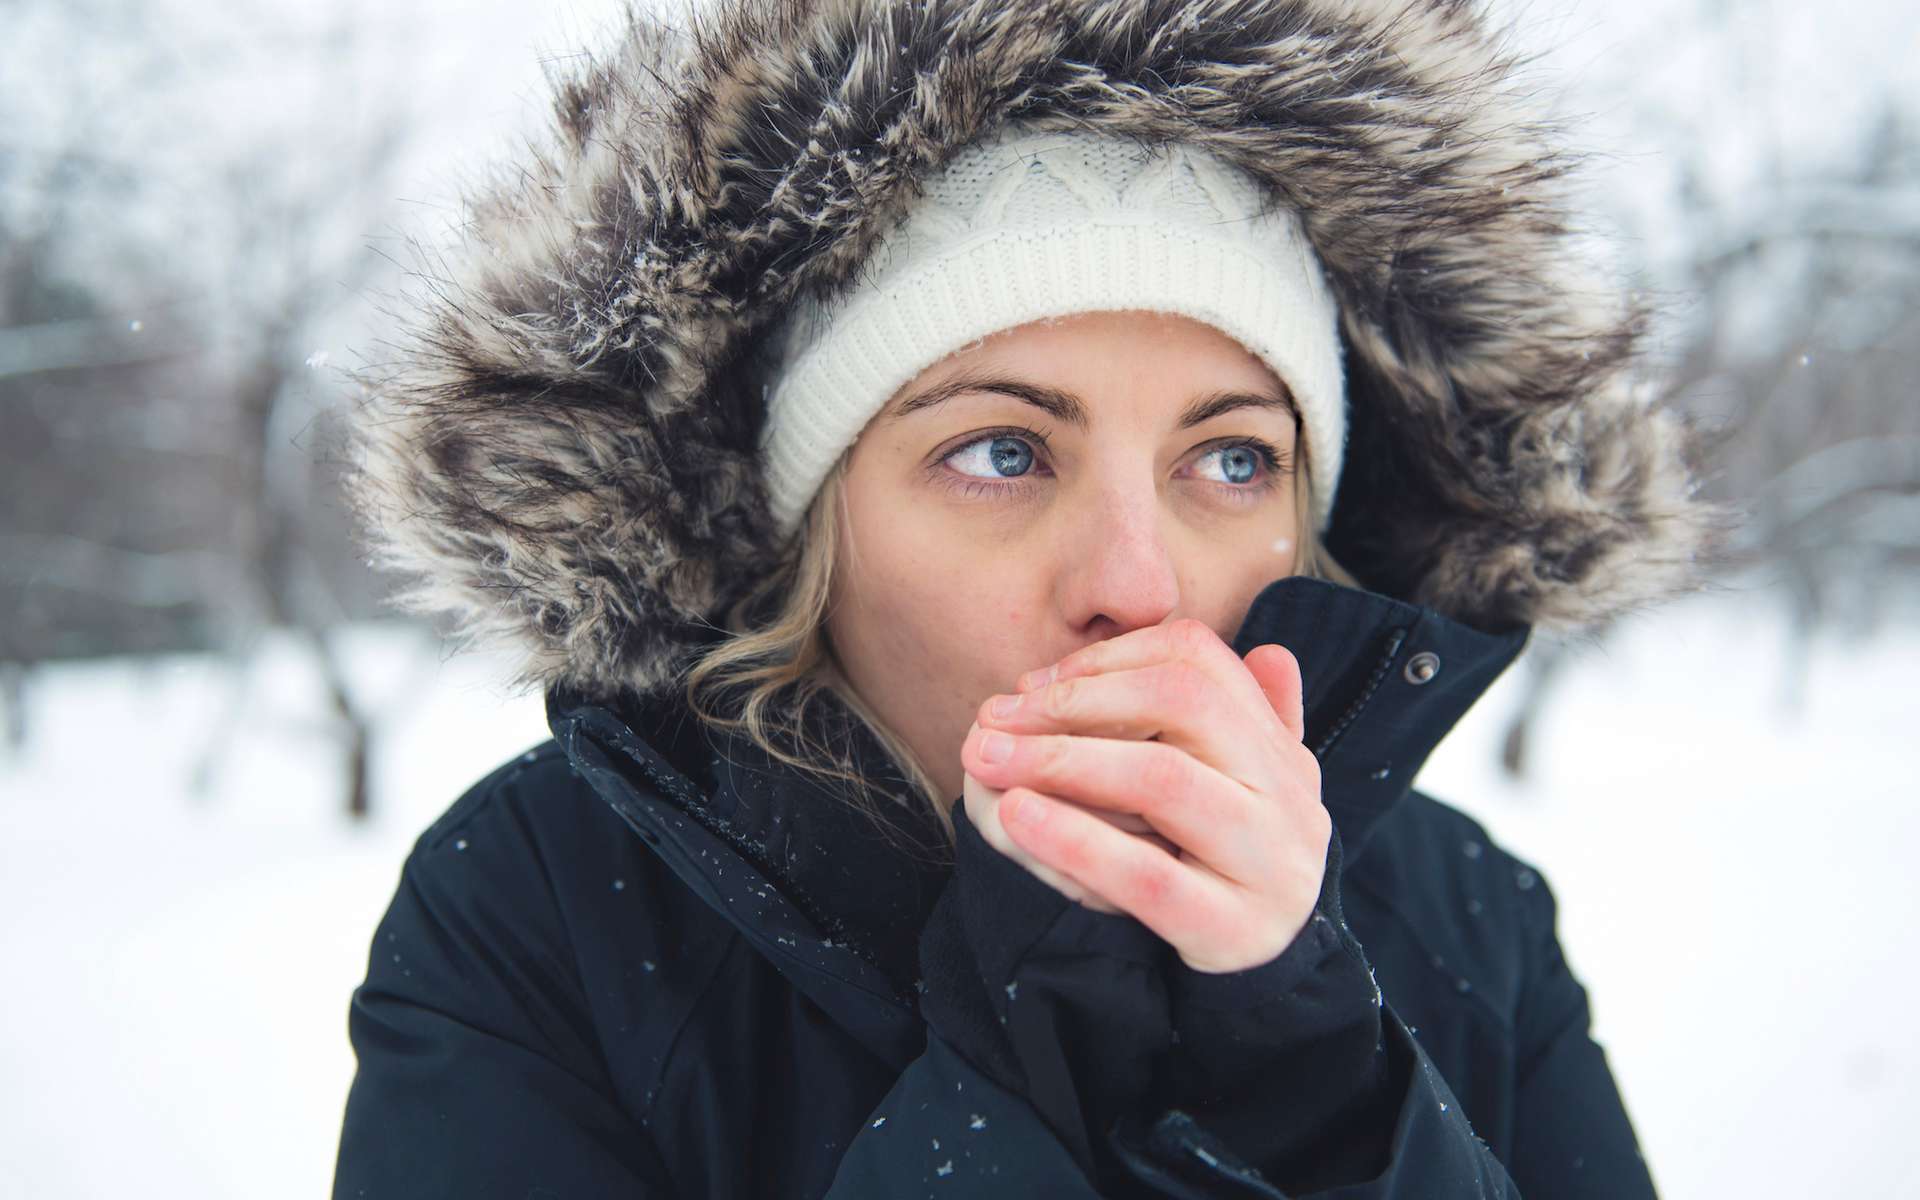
left=1505, top=862, right=1659, bottom=1197
left=823, top=801, right=1182, bottom=1198
left=1125, top=829, right=1660, bottom=1199
left=1111, top=816, right=1525, bottom=1198
left=330, top=780, right=674, bottom=1199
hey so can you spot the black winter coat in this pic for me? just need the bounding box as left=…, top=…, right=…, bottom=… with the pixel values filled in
left=331, top=577, right=1659, bottom=1198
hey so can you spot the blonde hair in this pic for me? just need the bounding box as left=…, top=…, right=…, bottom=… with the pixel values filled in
left=684, top=444, right=1359, bottom=857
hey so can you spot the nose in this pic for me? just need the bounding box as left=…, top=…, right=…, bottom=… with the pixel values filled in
left=1056, top=482, right=1181, bottom=638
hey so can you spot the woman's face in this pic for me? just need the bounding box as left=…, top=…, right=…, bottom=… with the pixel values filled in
left=825, top=308, right=1304, bottom=805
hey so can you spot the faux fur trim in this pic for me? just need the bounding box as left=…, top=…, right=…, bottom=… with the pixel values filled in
left=341, top=0, right=1726, bottom=699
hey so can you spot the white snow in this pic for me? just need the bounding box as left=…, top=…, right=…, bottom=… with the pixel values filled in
left=1420, top=593, right=1920, bottom=1198
left=0, top=621, right=551, bottom=1200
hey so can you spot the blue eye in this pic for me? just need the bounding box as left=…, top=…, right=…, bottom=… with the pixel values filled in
left=1201, top=445, right=1263, bottom=485
left=947, top=434, right=1037, bottom=479
left=934, top=427, right=1289, bottom=505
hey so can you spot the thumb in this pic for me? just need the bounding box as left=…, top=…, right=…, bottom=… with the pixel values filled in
left=1244, top=643, right=1305, bottom=743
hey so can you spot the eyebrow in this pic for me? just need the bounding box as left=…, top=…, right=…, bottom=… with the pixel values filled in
left=884, top=370, right=1299, bottom=432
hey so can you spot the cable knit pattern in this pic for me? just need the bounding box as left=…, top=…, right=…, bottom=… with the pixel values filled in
left=760, top=122, right=1347, bottom=537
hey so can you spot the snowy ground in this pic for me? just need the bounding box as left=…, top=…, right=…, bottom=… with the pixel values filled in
left=1, top=592, right=1914, bottom=1198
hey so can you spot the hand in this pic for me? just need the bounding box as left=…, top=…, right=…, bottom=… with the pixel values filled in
left=959, top=618, right=1329, bottom=974
left=961, top=759, right=1164, bottom=915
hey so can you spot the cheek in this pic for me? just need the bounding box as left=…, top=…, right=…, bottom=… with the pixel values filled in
left=832, top=496, right=1038, bottom=695
left=843, top=539, right=1022, bottom=665
left=1177, top=514, right=1303, bottom=634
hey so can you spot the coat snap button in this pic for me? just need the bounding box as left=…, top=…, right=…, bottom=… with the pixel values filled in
left=1403, top=651, right=1441, bottom=685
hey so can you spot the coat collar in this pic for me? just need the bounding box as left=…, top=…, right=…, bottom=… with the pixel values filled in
left=1236, top=577, right=1530, bottom=860
left=547, top=576, right=1526, bottom=1044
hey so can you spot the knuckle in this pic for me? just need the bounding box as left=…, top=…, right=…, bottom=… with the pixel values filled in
left=1052, top=819, right=1095, bottom=873
left=1050, top=647, right=1087, bottom=683
left=1142, top=742, right=1193, bottom=806
left=1305, top=799, right=1333, bottom=851
left=1169, top=617, right=1217, bottom=659
left=1121, top=853, right=1176, bottom=911
left=1044, top=674, right=1080, bottom=718
left=1158, top=659, right=1208, bottom=708
left=1179, top=617, right=1241, bottom=672
left=1032, top=733, right=1072, bottom=784
left=1295, top=746, right=1324, bottom=794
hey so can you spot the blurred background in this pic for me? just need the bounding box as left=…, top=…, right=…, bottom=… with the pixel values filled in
left=2, top=0, right=1915, bottom=1195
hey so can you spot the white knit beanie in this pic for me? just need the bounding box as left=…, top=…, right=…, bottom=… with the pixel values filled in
left=758, top=122, right=1347, bottom=540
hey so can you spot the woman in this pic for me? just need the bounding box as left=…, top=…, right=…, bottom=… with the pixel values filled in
left=332, top=1, right=1718, bottom=1197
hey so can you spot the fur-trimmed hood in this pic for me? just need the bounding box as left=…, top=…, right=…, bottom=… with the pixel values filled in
left=342, top=0, right=1722, bottom=701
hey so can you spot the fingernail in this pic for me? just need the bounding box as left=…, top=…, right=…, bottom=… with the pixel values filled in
left=1005, top=790, right=1045, bottom=827
left=991, top=694, right=1021, bottom=718
left=981, top=731, right=1014, bottom=763
left=1017, top=663, right=1057, bottom=692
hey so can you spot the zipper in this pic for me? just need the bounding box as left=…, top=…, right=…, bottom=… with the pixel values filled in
left=1311, top=626, right=1410, bottom=758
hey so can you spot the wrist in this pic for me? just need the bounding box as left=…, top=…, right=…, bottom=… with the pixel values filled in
left=1173, top=907, right=1344, bottom=1018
